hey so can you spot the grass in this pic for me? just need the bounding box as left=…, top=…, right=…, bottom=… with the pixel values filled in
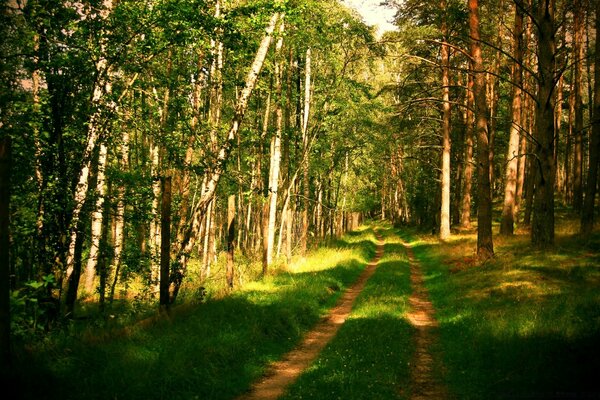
left=10, top=227, right=377, bottom=400
left=403, top=217, right=600, bottom=399
left=280, top=226, right=414, bottom=400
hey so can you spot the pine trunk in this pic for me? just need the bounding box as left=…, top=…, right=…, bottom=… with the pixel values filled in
left=469, top=0, right=494, bottom=260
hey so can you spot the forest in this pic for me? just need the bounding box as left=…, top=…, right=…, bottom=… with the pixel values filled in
left=1, top=0, right=599, bottom=398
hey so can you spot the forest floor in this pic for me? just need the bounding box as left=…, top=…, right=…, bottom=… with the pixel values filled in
left=236, top=233, right=385, bottom=400
left=10, top=218, right=600, bottom=399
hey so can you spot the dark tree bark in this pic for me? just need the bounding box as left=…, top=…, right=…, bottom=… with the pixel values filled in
left=531, top=0, right=557, bottom=248
left=460, top=69, right=475, bottom=229
left=572, top=0, right=585, bottom=211
left=226, top=195, right=235, bottom=290
left=469, top=0, right=494, bottom=260
left=0, top=137, right=11, bottom=375
left=581, top=0, right=600, bottom=235
left=160, top=176, right=171, bottom=309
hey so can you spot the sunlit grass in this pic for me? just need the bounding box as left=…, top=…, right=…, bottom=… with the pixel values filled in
left=12, top=227, right=379, bottom=400
left=281, top=226, right=413, bottom=400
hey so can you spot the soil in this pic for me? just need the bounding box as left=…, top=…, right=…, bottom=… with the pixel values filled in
left=237, top=233, right=448, bottom=400
left=235, top=234, right=385, bottom=400
left=402, top=239, right=448, bottom=400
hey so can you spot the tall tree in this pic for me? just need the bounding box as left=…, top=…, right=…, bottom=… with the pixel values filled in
left=500, top=3, right=524, bottom=235
left=468, top=0, right=494, bottom=259
left=531, top=0, right=557, bottom=247
left=581, top=0, right=600, bottom=235
left=439, top=0, right=452, bottom=240
left=0, top=137, right=11, bottom=375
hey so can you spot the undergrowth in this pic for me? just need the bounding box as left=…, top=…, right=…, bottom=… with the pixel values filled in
left=10, top=227, right=377, bottom=400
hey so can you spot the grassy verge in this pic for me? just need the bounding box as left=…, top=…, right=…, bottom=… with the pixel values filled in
left=11, top=227, right=377, bottom=400
left=280, top=226, right=413, bottom=400
left=403, top=222, right=600, bottom=399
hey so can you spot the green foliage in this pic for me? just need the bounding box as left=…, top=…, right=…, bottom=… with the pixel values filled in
left=10, top=274, right=58, bottom=338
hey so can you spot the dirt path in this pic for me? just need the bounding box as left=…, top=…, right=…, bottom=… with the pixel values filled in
left=402, top=239, right=447, bottom=400
left=236, top=233, right=385, bottom=400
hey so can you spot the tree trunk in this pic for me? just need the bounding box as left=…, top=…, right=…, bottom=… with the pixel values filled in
left=531, top=0, right=557, bottom=248
left=0, top=137, right=11, bottom=374
left=300, top=48, right=312, bottom=254
left=572, top=0, right=585, bottom=211
left=460, top=69, right=475, bottom=229
left=264, top=19, right=285, bottom=271
left=580, top=0, right=600, bottom=235
left=63, top=0, right=114, bottom=300
left=160, top=176, right=171, bottom=309
left=469, top=0, right=494, bottom=260
left=175, top=12, right=281, bottom=288
left=226, top=195, right=235, bottom=290
left=440, top=0, right=451, bottom=240
left=83, top=142, right=108, bottom=295
left=109, top=128, right=130, bottom=304
left=500, top=3, right=524, bottom=235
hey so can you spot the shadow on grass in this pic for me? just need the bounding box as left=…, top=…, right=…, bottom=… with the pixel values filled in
left=11, top=242, right=377, bottom=400
left=404, top=229, right=600, bottom=399
left=281, top=259, right=414, bottom=400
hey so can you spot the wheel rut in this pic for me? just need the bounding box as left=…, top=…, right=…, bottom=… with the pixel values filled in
left=236, top=233, right=384, bottom=400
left=401, top=238, right=448, bottom=400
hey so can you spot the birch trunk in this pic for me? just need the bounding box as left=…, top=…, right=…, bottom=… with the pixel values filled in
left=63, top=0, right=114, bottom=299
left=83, top=142, right=108, bottom=294
left=174, top=12, right=281, bottom=295
left=500, top=3, right=524, bottom=235
left=264, top=18, right=285, bottom=271
left=299, top=48, right=312, bottom=254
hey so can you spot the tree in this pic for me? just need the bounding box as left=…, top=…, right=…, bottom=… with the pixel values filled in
left=500, top=3, right=524, bottom=235
left=468, top=0, right=494, bottom=260
left=0, top=137, right=11, bottom=375
left=530, top=0, right=557, bottom=248
left=581, top=0, right=600, bottom=235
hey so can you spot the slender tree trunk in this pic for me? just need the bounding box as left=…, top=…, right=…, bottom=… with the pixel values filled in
left=83, top=143, right=108, bottom=294
left=581, top=0, right=600, bottom=235
left=226, top=195, right=235, bottom=289
left=0, top=137, right=11, bottom=374
left=109, top=128, right=130, bottom=304
left=160, top=176, right=171, bottom=309
left=572, top=0, right=585, bottom=211
left=174, top=13, right=281, bottom=286
left=531, top=0, right=557, bottom=247
left=264, top=19, right=285, bottom=271
left=63, top=0, right=114, bottom=301
left=500, top=4, right=524, bottom=235
left=460, top=69, right=475, bottom=229
left=440, top=0, right=451, bottom=240
left=469, top=0, right=494, bottom=260
left=300, top=48, right=312, bottom=253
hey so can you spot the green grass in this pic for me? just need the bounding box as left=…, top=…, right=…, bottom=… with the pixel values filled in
left=11, top=227, right=377, bottom=400
left=402, top=224, right=600, bottom=399
left=280, top=226, right=413, bottom=400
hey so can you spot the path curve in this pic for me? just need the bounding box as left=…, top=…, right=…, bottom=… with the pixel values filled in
left=401, top=238, right=447, bottom=400
left=236, top=233, right=384, bottom=400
